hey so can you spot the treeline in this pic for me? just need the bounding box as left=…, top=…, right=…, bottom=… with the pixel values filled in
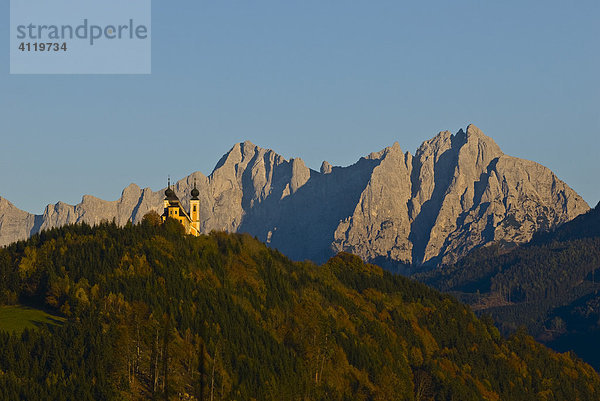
left=0, top=215, right=599, bottom=400
left=422, top=238, right=600, bottom=305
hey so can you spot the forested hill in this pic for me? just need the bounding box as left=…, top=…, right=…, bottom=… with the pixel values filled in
left=0, top=217, right=599, bottom=400
left=418, top=202, right=600, bottom=369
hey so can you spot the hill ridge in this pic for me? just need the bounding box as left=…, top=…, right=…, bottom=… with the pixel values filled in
left=0, top=221, right=599, bottom=399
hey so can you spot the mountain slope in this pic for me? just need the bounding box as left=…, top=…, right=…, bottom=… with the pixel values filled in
left=0, top=125, right=589, bottom=266
left=418, top=202, right=600, bottom=369
left=0, top=221, right=599, bottom=400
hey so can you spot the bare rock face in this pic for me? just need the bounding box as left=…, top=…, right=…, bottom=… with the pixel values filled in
left=0, top=126, right=590, bottom=268
left=0, top=197, right=40, bottom=244
left=37, top=184, right=165, bottom=231
left=332, top=142, right=414, bottom=264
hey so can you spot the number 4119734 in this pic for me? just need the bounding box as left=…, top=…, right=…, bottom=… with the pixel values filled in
left=19, top=42, right=67, bottom=52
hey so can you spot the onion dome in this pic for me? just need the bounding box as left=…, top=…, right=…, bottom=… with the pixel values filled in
left=165, top=187, right=176, bottom=198
left=191, top=178, right=200, bottom=200
left=164, top=177, right=179, bottom=201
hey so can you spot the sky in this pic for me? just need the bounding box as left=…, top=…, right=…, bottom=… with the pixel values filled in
left=1, top=0, right=599, bottom=214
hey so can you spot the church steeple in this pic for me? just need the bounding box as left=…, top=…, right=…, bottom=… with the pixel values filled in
left=164, top=176, right=178, bottom=202
left=191, top=178, right=200, bottom=200
left=161, top=175, right=201, bottom=237
left=190, top=177, right=200, bottom=233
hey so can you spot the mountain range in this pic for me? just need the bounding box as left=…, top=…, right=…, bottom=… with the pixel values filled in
left=0, top=124, right=589, bottom=267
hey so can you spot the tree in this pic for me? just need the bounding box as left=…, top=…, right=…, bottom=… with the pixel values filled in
left=142, top=211, right=163, bottom=227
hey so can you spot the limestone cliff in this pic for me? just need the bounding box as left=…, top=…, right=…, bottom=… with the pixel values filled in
left=0, top=125, right=589, bottom=266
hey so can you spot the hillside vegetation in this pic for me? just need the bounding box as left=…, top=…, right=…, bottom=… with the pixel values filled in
left=419, top=203, right=600, bottom=369
left=0, top=217, right=598, bottom=400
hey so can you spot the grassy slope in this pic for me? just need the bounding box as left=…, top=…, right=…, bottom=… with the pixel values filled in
left=0, top=305, right=64, bottom=333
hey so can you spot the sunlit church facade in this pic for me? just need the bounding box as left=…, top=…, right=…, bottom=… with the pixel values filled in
left=161, top=179, right=201, bottom=236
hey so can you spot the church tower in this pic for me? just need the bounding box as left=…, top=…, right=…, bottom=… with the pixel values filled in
left=163, top=176, right=173, bottom=210
left=161, top=176, right=201, bottom=237
left=190, top=178, right=201, bottom=234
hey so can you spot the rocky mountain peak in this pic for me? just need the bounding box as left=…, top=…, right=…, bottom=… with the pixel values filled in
left=465, top=123, right=483, bottom=136
left=367, top=141, right=403, bottom=161
left=121, top=183, right=142, bottom=199
left=0, top=197, right=17, bottom=210
left=320, top=161, right=333, bottom=174
left=0, top=125, right=590, bottom=269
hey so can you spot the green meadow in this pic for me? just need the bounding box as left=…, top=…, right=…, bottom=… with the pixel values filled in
left=0, top=305, right=64, bottom=333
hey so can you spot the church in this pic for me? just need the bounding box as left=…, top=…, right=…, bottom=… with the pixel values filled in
left=161, top=179, right=201, bottom=236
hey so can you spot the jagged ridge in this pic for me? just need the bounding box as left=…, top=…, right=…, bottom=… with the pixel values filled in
left=0, top=125, right=589, bottom=266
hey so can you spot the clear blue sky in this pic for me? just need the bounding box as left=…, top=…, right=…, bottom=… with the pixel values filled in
left=1, top=0, right=599, bottom=213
